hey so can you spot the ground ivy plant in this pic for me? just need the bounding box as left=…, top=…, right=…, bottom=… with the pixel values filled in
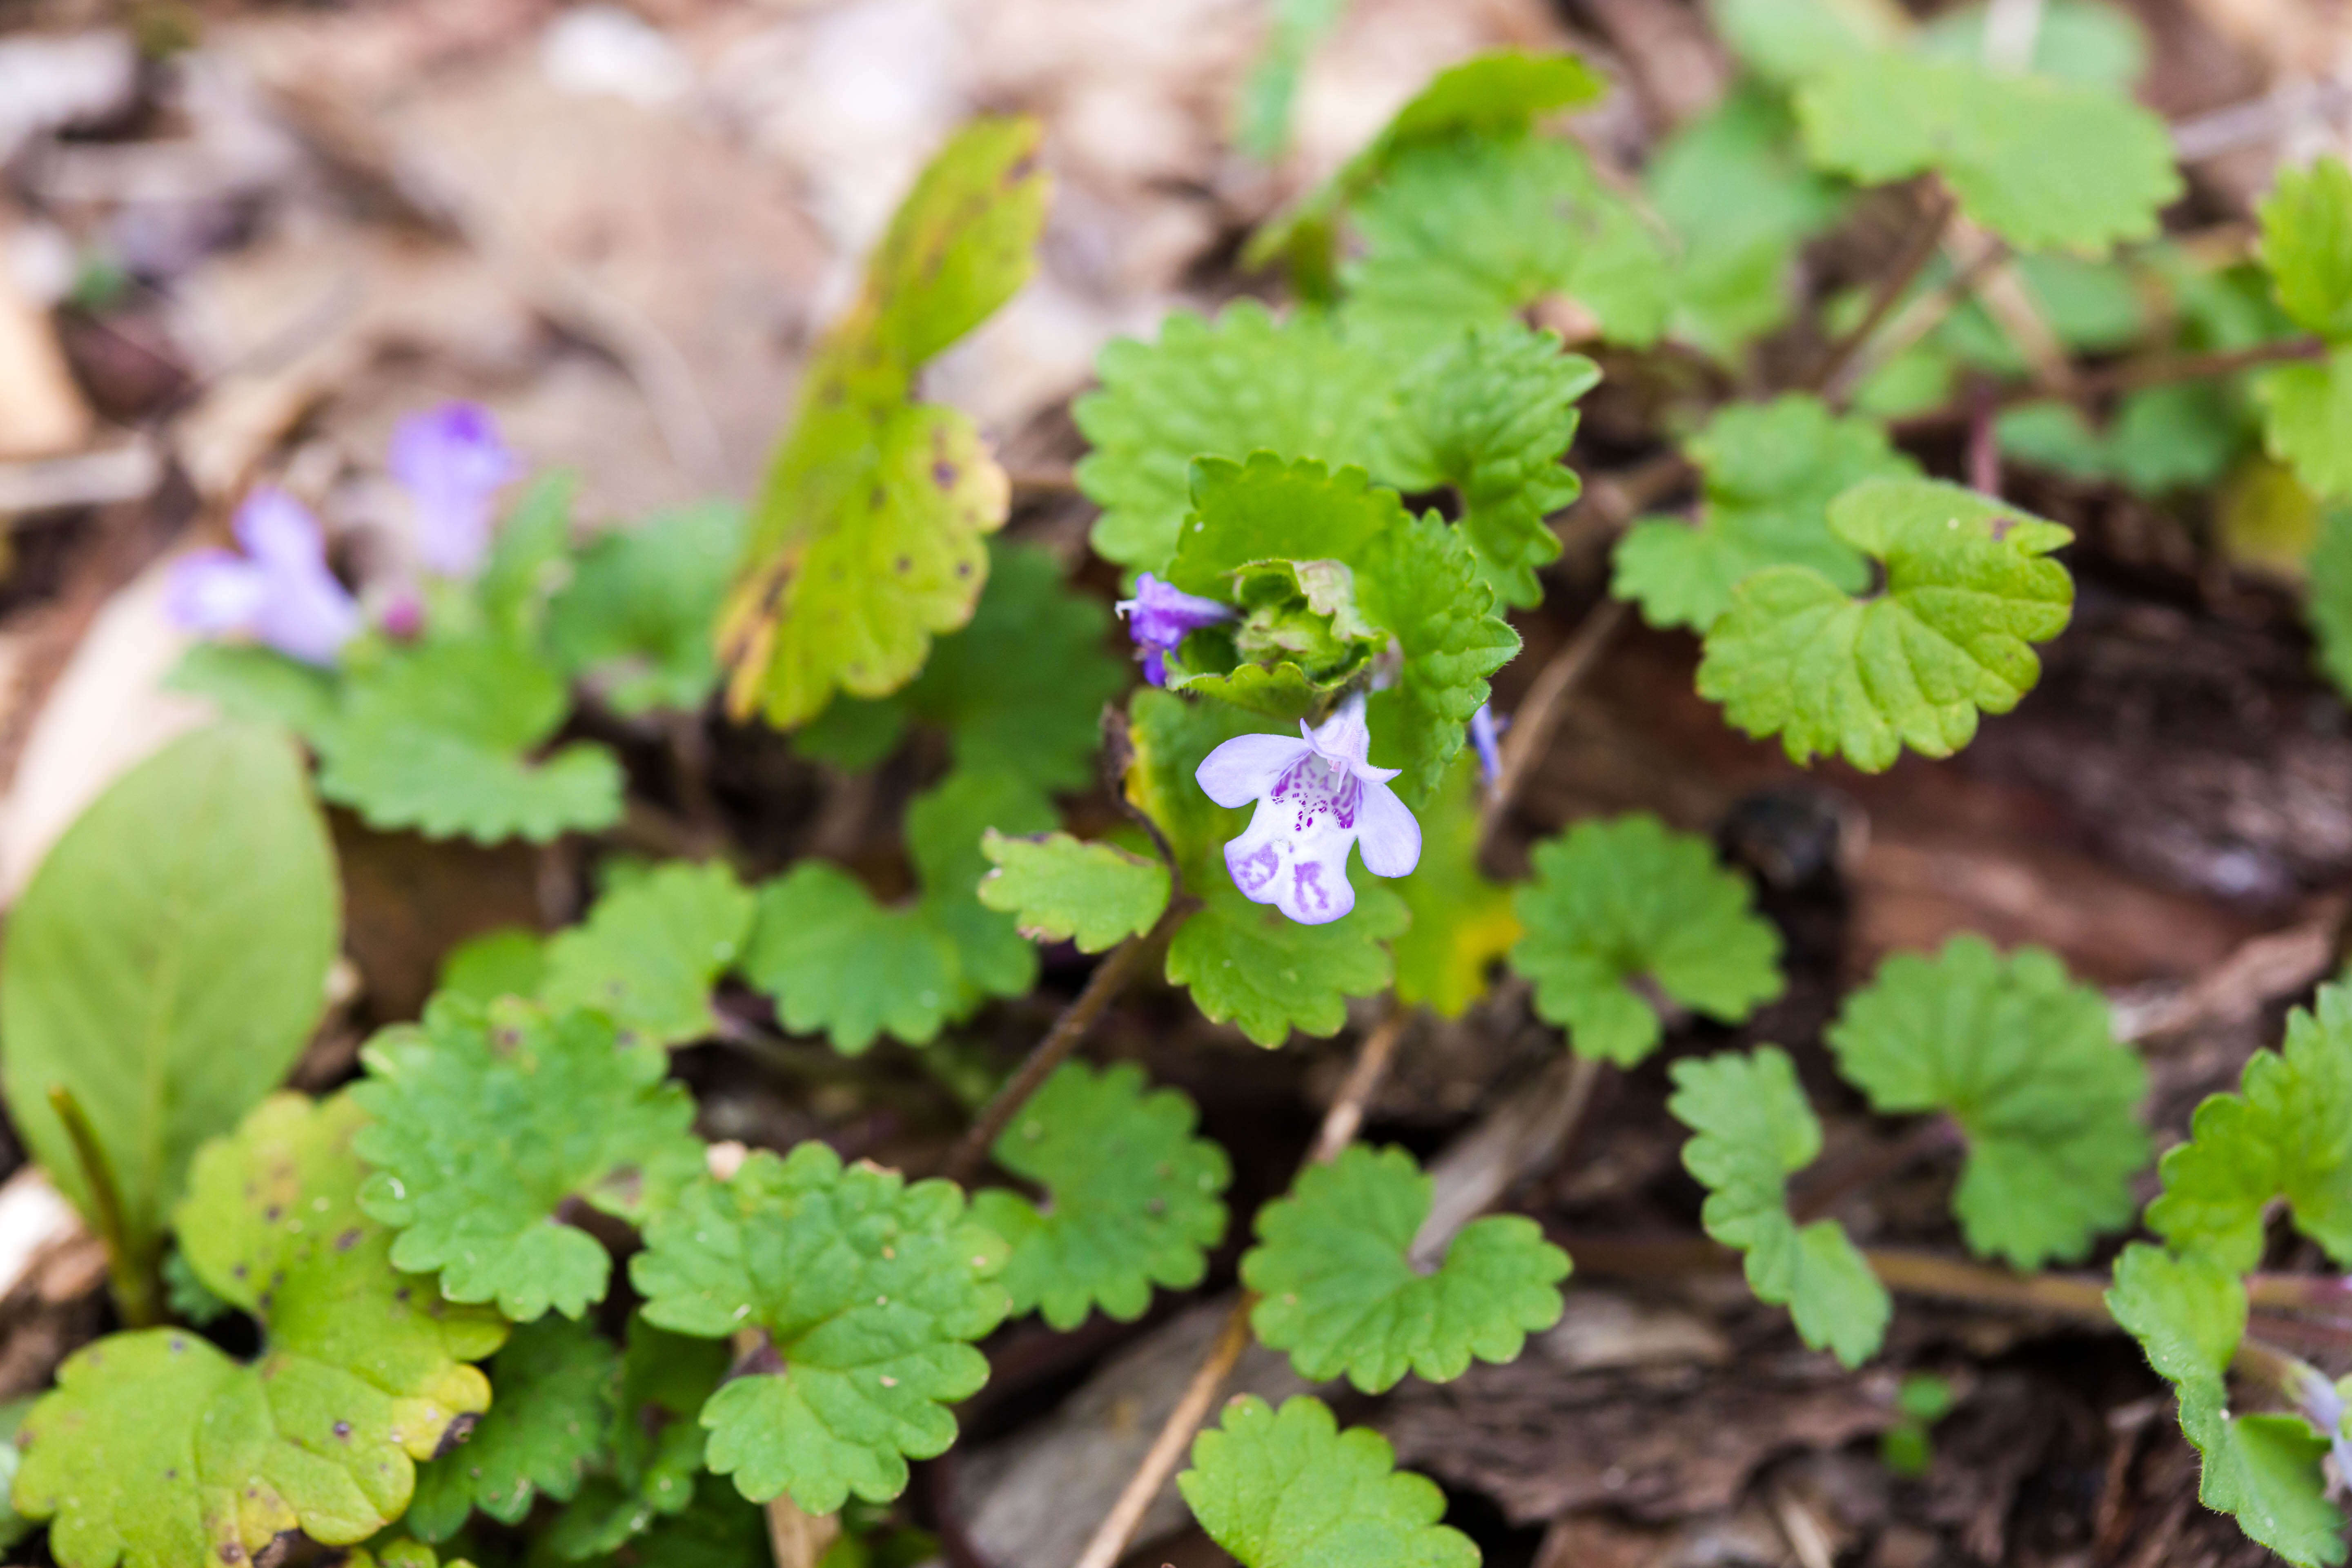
left=6, top=14, right=2352, bottom=1567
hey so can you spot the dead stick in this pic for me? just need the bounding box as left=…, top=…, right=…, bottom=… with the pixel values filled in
left=1806, top=184, right=1956, bottom=394
left=1479, top=598, right=1629, bottom=851
left=1067, top=1002, right=1413, bottom=1568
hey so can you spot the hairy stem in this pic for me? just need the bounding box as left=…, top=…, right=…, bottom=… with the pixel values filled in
left=1806, top=183, right=1957, bottom=394
left=49, top=1085, right=160, bottom=1329
left=1068, top=1002, right=1413, bottom=1568
left=1479, top=597, right=1628, bottom=852
left=941, top=900, right=1190, bottom=1185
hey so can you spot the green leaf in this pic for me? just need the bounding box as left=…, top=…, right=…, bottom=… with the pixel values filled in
left=1076, top=302, right=1393, bottom=572
left=1709, top=0, right=1895, bottom=85
left=2108, top=382, right=2245, bottom=496
left=0, top=723, right=339, bottom=1267
left=2107, top=1244, right=2345, bottom=1567
left=1508, top=813, right=1783, bottom=1066
left=352, top=998, right=706, bottom=1321
left=721, top=117, right=1045, bottom=728
left=541, top=861, right=757, bottom=1047
left=2307, top=505, right=2352, bottom=701
left=408, top=1316, right=617, bottom=1538
left=977, top=830, right=1171, bottom=953
left=1235, top=0, right=1348, bottom=159
left=547, top=502, right=747, bottom=715
left=1824, top=935, right=2149, bottom=1268
left=1668, top=1047, right=1891, bottom=1367
left=1996, top=401, right=2113, bottom=481
left=630, top=1143, right=1010, bottom=1513
left=1344, top=134, right=1675, bottom=358
left=1915, top=0, right=2148, bottom=88
left=1389, top=752, right=1518, bottom=1019
left=740, top=864, right=964, bottom=1053
left=438, top=927, right=547, bottom=1005
left=316, top=635, right=624, bottom=842
left=2258, top=350, right=2352, bottom=499
left=1380, top=321, right=1597, bottom=608
left=906, top=765, right=1060, bottom=1010
left=477, top=473, right=577, bottom=641
left=2145, top=982, right=2352, bottom=1274
left=1244, top=1144, right=1568, bottom=1393
left=1696, top=477, right=2075, bottom=771
left=1124, top=688, right=1407, bottom=1045
left=1612, top=394, right=1918, bottom=632
left=1796, top=53, right=2180, bottom=254
left=578, top=1472, right=767, bottom=1567
left=165, top=642, right=339, bottom=737
left=542, top=1316, right=730, bottom=1559
left=1178, top=1394, right=1478, bottom=1568
left=1246, top=49, right=1606, bottom=292
left=15, top=1094, right=506, bottom=1568
left=2261, top=157, right=2352, bottom=341
left=970, top=1062, right=1230, bottom=1330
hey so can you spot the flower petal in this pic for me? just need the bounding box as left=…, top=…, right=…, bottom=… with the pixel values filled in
left=254, top=567, right=362, bottom=666
left=232, top=487, right=329, bottom=569
left=1221, top=797, right=1357, bottom=926
left=165, top=551, right=268, bottom=635
left=1307, top=691, right=1372, bottom=768
left=1353, top=779, right=1421, bottom=878
left=1196, top=733, right=1310, bottom=809
left=392, top=402, right=519, bottom=578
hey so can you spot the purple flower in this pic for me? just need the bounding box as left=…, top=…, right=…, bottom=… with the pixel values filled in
left=166, top=487, right=361, bottom=666
left=2296, top=1365, right=2352, bottom=1487
left=1196, top=691, right=1421, bottom=926
left=390, top=401, right=519, bottom=577
left=1117, top=572, right=1234, bottom=686
left=1470, top=703, right=1508, bottom=792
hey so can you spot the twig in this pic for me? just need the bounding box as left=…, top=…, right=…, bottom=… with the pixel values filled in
left=1788, top=1117, right=1964, bottom=1225
left=2172, top=79, right=2352, bottom=163
left=1893, top=336, right=2330, bottom=434
left=1806, top=183, right=1957, bottom=394
left=1829, top=227, right=2010, bottom=405
left=1553, top=451, right=1692, bottom=555
left=1068, top=1003, right=1414, bottom=1568
left=48, top=1085, right=158, bottom=1328
left=1479, top=598, right=1629, bottom=851
left=941, top=900, right=1191, bottom=1186
left=1009, top=466, right=1081, bottom=497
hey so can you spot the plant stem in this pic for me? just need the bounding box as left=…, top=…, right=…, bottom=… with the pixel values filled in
left=2247, top=1272, right=2352, bottom=1313
left=48, top=1085, right=159, bottom=1328
left=1806, top=183, right=1957, bottom=394
left=1067, top=1002, right=1413, bottom=1568
left=1787, top=1117, right=1964, bottom=1224
left=1893, top=336, right=2328, bottom=433
left=941, top=900, right=1190, bottom=1186
left=1479, top=597, right=1628, bottom=852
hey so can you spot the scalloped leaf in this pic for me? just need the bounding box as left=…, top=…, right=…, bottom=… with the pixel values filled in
left=1077, top=303, right=1393, bottom=572
left=541, top=861, right=757, bottom=1047
left=1612, top=394, right=1918, bottom=632
left=1668, top=1047, right=1890, bottom=1367
left=2145, top=982, right=2352, bottom=1274
left=1826, top=936, right=2149, bottom=1268
left=1390, top=752, right=1518, bottom=1019
left=2108, top=1244, right=2344, bottom=1567
left=2306, top=504, right=2352, bottom=702
left=1178, top=1395, right=1478, bottom=1568
left=1796, top=52, right=2180, bottom=254
left=977, top=831, right=1171, bottom=953
left=1124, top=688, right=1407, bottom=1046
left=1244, top=1144, right=1568, bottom=1393
left=1509, top=813, right=1783, bottom=1065
left=547, top=501, right=746, bottom=715
left=1343, top=134, right=1675, bottom=358
left=2257, top=351, right=2352, bottom=500
left=1380, top=321, right=1597, bottom=608
left=315, top=635, right=624, bottom=843
left=15, top=1094, right=507, bottom=1568
left=1696, top=477, right=2074, bottom=771
left=352, top=998, right=705, bottom=1321
left=406, top=1316, right=617, bottom=1539
left=629, top=1142, right=1010, bottom=1513
left=0, top=722, right=339, bottom=1272
left=2259, top=156, right=2352, bottom=341
left=166, top=642, right=339, bottom=736
left=541, top=1316, right=730, bottom=1560
left=719, top=117, right=1045, bottom=728
left=739, top=863, right=964, bottom=1054
left=971, top=1062, right=1230, bottom=1330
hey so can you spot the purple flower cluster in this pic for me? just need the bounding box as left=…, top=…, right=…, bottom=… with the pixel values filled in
left=166, top=402, right=517, bottom=666
left=1116, top=572, right=1233, bottom=686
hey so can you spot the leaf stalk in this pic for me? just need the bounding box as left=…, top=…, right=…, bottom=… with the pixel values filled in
left=47, top=1084, right=160, bottom=1329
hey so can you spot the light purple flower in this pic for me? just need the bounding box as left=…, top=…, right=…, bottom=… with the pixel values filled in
left=1117, top=572, right=1234, bottom=686
left=1196, top=691, right=1421, bottom=926
left=390, top=401, right=518, bottom=577
left=2297, top=1365, right=2352, bottom=1489
left=165, top=487, right=361, bottom=666
left=1470, top=703, right=1508, bottom=792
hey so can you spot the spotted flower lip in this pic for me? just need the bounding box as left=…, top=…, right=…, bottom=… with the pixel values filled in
left=1117, top=572, right=1234, bottom=686
left=165, top=487, right=362, bottom=666
left=1195, top=691, right=1421, bottom=926
left=390, top=401, right=519, bottom=578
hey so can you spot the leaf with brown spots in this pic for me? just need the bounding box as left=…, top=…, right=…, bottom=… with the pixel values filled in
left=719, top=116, right=1047, bottom=730
left=13, top=1094, right=507, bottom=1568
